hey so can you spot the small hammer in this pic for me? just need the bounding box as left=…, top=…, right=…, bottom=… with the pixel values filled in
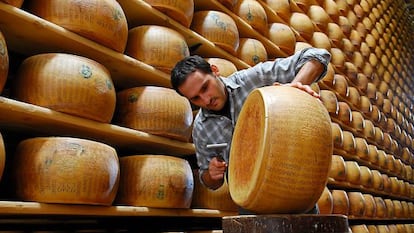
left=206, top=143, right=228, bottom=162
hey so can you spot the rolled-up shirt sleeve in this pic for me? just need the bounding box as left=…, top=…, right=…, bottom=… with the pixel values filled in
left=240, top=47, right=331, bottom=86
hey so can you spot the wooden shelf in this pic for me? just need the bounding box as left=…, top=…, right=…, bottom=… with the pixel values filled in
left=117, top=0, right=250, bottom=70
left=0, top=97, right=195, bottom=156
left=327, top=178, right=414, bottom=203
left=194, top=0, right=288, bottom=58
left=0, top=200, right=236, bottom=218
left=0, top=2, right=171, bottom=89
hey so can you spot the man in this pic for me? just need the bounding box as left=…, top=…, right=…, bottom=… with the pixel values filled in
left=171, top=47, right=330, bottom=202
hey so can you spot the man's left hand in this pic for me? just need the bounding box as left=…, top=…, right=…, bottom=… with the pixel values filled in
left=273, top=82, right=320, bottom=98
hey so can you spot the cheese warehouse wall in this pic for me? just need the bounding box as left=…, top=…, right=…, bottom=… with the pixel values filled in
left=0, top=0, right=413, bottom=232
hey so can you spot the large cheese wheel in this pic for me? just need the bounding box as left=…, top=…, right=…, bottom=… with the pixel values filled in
left=191, top=11, right=239, bottom=55
left=234, top=0, right=268, bottom=36
left=327, top=23, right=345, bottom=48
left=115, top=155, right=193, bottom=208
left=126, top=25, right=190, bottom=74
left=331, top=123, right=343, bottom=149
left=12, top=137, right=120, bottom=205
left=0, top=30, right=8, bottom=94
left=323, top=0, right=340, bottom=21
left=310, top=32, right=332, bottom=51
left=1, top=0, right=24, bottom=8
left=268, top=23, right=296, bottom=55
left=26, top=0, right=128, bottom=52
left=362, top=194, right=376, bottom=218
left=348, top=192, right=366, bottom=217
left=12, top=53, right=116, bottom=123
left=205, top=58, right=237, bottom=77
left=329, top=155, right=346, bottom=181
left=228, top=86, right=332, bottom=214
left=237, top=38, right=267, bottom=66
left=345, top=161, right=361, bottom=185
left=264, top=0, right=291, bottom=21
left=374, top=197, right=386, bottom=218
left=0, top=133, right=5, bottom=182
left=371, top=170, right=383, bottom=191
left=331, top=189, right=349, bottom=215
left=317, top=186, right=333, bottom=214
left=359, top=166, right=373, bottom=188
left=143, top=0, right=194, bottom=28
left=289, top=13, right=315, bottom=41
left=114, top=86, right=193, bottom=142
left=191, top=169, right=238, bottom=211
left=308, top=5, right=331, bottom=32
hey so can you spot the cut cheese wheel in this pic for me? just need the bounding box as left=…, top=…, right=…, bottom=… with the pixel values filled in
left=331, top=189, right=349, bottom=215
left=0, top=30, right=8, bottom=94
left=143, top=0, right=194, bottom=27
left=26, top=0, right=128, bottom=52
left=317, top=187, right=333, bottom=214
left=205, top=58, right=237, bottom=77
left=12, top=137, right=120, bottom=205
left=12, top=53, right=116, bottom=123
left=268, top=23, right=296, bottom=55
left=329, top=155, right=346, bottom=181
left=115, top=155, right=193, bottom=208
left=191, top=11, right=239, bottom=55
left=347, top=192, right=366, bottom=217
left=126, top=25, right=190, bottom=74
left=234, top=0, right=268, bottom=36
left=1, top=0, right=24, bottom=7
left=237, top=38, right=267, bottom=66
left=114, top=86, right=193, bottom=142
left=191, top=169, right=238, bottom=211
left=289, top=13, right=314, bottom=41
left=229, top=86, right=332, bottom=214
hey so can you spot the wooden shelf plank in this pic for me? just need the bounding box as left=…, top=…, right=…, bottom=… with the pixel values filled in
left=0, top=201, right=236, bottom=217
left=0, top=97, right=195, bottom=156
left=0, top=2, right=170, bottom=89
left=194, top=0, right=288, bottom=58
left=117, top=0, right=250, bottom=70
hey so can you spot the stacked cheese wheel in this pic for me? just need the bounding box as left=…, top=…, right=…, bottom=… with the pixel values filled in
left=116, top=155, right=193, bottom=208
left=12, top=137, right=120, bottom=205
left=12, top=53, right=116, bottom=123
left=114, top=86, right=193, bottom=142
left=26, top=0, right=128, bottom=52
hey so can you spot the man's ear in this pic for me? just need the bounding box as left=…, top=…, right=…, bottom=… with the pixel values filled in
left=211, top=64, right=220, bottom=77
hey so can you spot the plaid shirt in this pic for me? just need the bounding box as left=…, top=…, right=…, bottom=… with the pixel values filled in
left=193, top=48, right=331, bottom=185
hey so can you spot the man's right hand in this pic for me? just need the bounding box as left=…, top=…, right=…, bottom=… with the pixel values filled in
left=201, top=157, right=227, bottom=190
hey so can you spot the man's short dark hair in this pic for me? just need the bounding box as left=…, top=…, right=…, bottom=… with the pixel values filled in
left=171, top=55, right=213, bottom=95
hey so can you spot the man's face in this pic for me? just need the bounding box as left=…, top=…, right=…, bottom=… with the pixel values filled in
left=178, top=69, right=227, bottom=111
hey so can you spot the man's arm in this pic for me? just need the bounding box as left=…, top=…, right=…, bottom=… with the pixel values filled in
left=292, top=59, right=325, bottom=85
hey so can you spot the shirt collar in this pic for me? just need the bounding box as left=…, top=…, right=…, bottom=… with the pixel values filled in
left=198, top=77, right=240, bottom=121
